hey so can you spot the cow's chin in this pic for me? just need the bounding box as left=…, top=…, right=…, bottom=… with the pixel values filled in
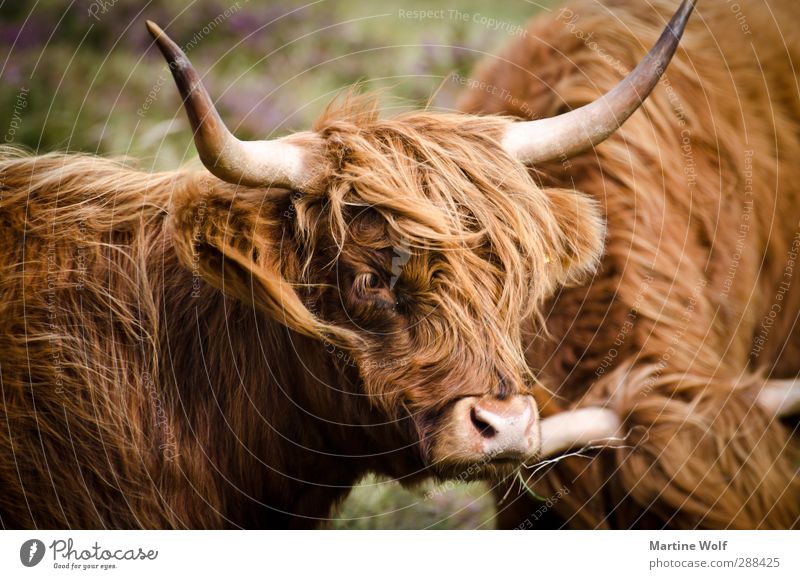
left=429, top=456, right=525, bottom=482
left=424, top=428, right=535, bottom=482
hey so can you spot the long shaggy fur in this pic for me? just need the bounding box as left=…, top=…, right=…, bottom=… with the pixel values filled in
left=0, top=94, right=601, bottom=527
left=3, top=0, right=798, bottom=530
left=459, top=0, right=800, bottom=528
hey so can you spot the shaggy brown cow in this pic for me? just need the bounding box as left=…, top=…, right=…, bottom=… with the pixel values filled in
left=459, top=0, right=800, bottom=528
left=0, top=8, right=642, bottom=527
left=1, top=0, right=794, bottom=530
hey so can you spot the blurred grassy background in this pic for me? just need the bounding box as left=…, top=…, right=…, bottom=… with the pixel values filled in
left=0, top=0, right=553, bottom=529
left=329, top=475, right=499, bottom=530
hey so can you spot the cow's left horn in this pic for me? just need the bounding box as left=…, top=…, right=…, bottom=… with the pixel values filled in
left=146, top=21, right=315, bottom=189
left=502, top=0, right=696, bottom=164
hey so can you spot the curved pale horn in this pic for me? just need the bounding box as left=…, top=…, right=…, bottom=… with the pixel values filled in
left=758, top=379, right=800, bottom=418
left=146, top=21, right=314, bottom=189
left=538, top=378, right=799, bottom=459
left=503, top=0, right=696, bottom=164
left=540, top=407, right=621, bottom=458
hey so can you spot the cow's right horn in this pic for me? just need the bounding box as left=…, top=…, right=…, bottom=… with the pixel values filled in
left=502, top=0, right=696, bottom=165
left=146, top=21, right=317, bottom=190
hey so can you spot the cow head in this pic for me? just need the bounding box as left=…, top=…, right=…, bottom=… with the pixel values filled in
left=148, top=0, right=692, bottom=479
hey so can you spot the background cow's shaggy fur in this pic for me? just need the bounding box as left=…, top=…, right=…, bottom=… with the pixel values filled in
left=459, top=0, right=800, bottom=528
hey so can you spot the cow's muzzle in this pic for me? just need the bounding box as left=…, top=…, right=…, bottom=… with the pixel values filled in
left=434, top=395, right=540, bottom=467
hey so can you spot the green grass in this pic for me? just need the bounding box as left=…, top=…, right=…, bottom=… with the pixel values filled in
left=330, top=476, right=497, bottom=530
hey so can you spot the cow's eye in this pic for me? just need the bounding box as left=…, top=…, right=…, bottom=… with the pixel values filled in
left=355, top=271, right=383, bottom=292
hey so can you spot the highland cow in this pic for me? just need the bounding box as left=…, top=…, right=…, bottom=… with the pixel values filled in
left=458, top=0, right=800, bottom=528
left=0, top=13, right=611, bottom=528
left=0, top=0, right=797, bottom=530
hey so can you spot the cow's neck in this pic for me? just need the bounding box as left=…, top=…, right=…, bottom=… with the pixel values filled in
left=154, top=236, right=420, bottom=526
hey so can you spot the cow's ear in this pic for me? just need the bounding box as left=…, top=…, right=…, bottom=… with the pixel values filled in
left=169, top=177, right=343, bottom=342
left=545, top=187, right=606, bottom=286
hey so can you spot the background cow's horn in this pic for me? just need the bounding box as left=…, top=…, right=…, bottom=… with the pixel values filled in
left=146, top=21, right=310, bottom=189
left=502, top=0, right=696, bottom=164
left=538, top=378, right=799, bottom=459
left=540, top=408, right=621, bottom=458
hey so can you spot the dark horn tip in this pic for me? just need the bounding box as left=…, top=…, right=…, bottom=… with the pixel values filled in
left=145, top=20, right=188, bottom=70
left=145, top=20, right=163, bottom=40
left=674, top=0, right=697, bottom=30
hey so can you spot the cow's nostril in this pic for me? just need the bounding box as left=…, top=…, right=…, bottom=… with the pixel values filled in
left=470, top=406, right=497, bottom=439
